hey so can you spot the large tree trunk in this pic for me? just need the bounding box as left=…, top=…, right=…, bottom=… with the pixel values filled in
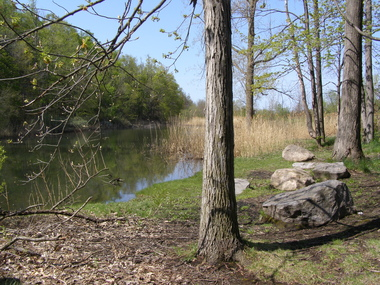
left=198, top=0, right=242, bottom=263
left=333, top=0, right=364, bottom=161
left=245, top=0, right=258, bottom=127
left=363, top=0, right=374, bottom=143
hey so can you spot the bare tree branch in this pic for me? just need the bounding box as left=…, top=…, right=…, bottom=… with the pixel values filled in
left=1, top=235, right=63, bottom=251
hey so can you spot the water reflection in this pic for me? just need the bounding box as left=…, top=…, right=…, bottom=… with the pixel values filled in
left=112, top=159, right=203, bottom=203
left=0, top=128, right=202, bottom=210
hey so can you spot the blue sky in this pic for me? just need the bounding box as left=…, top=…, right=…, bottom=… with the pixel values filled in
left=33, top=0, right=206, bottom=103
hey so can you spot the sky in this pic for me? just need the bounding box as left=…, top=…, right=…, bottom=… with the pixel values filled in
left=34, top=0, right=207, bottom=103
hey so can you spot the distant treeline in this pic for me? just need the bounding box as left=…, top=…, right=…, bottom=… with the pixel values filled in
left=0, top=0, right=192, bottom=137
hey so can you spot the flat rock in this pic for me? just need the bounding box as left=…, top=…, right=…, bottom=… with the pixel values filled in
left=293, top=162, right=350, bottom=180
left=270, top=168, right=315, bottom=191
left=282, top=144, right=315, bottom=162
left=262, top=180, right=354, bottom=227
left=235, top=178, right=250, bottom=195
left=292, top=162, right=317, bottom=169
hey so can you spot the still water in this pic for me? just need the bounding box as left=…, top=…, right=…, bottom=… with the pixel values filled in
left=0, top=128, right=202, bottom=210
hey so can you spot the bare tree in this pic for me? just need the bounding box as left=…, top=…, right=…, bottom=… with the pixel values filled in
left=244, top=0, right=258, bottom=127
left=302, top=0, right=322, bottom=146
left=198, top=0, right=242, bottom=263
left=232, top=0, right=289, bottom=127
left=312, top=0, right=325, bottom=143
left=285, top=0, right=316, bottom=139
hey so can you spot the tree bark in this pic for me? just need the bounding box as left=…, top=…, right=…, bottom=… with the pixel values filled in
left=198, top=0, right=242, bottom=263
left=336, top=44, right=343, bottom=115
left=333, top=0, right=364, bottom=161
left=363, top=0, right=374, bottom=143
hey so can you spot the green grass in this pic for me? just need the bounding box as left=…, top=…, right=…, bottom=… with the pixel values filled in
left=173, top=242, right=198, bottom=262
left=84, top=171, right=203, bottom=221
left=244, top=237, right=380, bottom=285
left=234, top=151, right=293, bottom=177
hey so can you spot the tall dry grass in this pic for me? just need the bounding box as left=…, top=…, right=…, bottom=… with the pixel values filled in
left=161, top=113, right=337, bottom=158
left=160, top=116, right=205, bottom=159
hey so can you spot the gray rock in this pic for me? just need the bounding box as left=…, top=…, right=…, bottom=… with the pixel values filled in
left=293, top=162, right=350, bottom=180
left=235, top=178, right=250, bottom=195
left=292, top=162, right=317, bottom=169
left=262, top=180, right=354, bottom=227
left=270, top=168, right=315, bottom=191
left=313, top=162, right=351, bottom=180
left=282, top=144, right=315, bottom=162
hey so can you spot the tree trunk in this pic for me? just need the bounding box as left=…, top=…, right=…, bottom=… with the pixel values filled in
left=336, top=44, right=343, bottom=115
left=303, top=0, right=321, bottom=146
left=245, top=0, right=258, bottom=128
left=333, top=0, right=364, bottom=161
left=198, top=0, right=242, bottom=263
left=312, top=0, right=325, bottom=144
left=363, top=0, right=374, bottom=143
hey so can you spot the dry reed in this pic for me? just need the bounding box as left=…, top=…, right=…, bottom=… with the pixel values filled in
left=161, top=113, right=338, bottom=158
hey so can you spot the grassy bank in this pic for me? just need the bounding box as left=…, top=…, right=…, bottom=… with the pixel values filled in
left=82, top=136, right=380, bottom=284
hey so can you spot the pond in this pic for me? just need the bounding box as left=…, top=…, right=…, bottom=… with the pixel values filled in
left=0, top=128, right=203, bottom=210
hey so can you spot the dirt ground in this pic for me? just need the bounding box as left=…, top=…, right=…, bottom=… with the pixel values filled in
left=0, top=170, right=379, bottom=284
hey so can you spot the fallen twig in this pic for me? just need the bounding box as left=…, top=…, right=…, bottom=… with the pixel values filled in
left=0, top=208, right=127, bottom=223
left=0, top=204, right=44, bottom=221
left=1, top=235, right=62, bottom=251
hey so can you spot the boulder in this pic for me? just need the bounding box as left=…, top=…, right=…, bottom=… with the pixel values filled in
left=293, top=162, right=350, bottom=180
left=270, top=168, right=315, bottom=191
left=235, top=178, right=250, bottom=195
left=262, top=180, right=354, bottom=227
left=282, top=144, right=315, bottom=162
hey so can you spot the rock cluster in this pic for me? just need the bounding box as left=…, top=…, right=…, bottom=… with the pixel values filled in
left=271, top=145, right=350, bottom=191
left=263, top=144, right=354, bottom=227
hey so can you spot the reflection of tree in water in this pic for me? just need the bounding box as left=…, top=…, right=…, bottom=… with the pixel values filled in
left=93, top=129, right=202, bottom=203
left=0, top=129, right=202, bottom=209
